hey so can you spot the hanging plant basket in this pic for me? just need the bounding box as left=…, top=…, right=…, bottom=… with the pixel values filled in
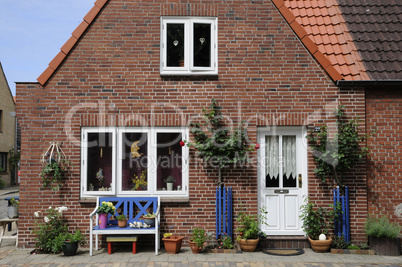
left=40, top=142, right=71, bottom=191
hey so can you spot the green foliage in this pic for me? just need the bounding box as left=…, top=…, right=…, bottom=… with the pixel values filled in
left=52, top=229, right=86, bottom=253
left=10, top=198, right=19, bottom=208
left=191, top=225, right=206, bottom=248
left=359, top=243, right=370, bottom=250
left=299, top=198, right=340, bottom=240
left=331, top=235, right=350, bottom=249
left=33, top=207, right=69, bottom=253
left=365, top=216, right=401, bottom=239
left=164, top=175, right=176, bottom=183
left=236, top=206, right=268, bottom=240
left=347, top=244, right=360, bottom=250
left=307, top=105, right=374, bottom=187
left=116, top=214, right=127, bottom=221
left=0, top=169, right=6, bottom=189
left=40, top=153, right=72, bottom=191
left=185, top=99, right=254, bottom=185
left=97, top=201, right=116, bottom=215
left=221, top=234, right=233, bottom=249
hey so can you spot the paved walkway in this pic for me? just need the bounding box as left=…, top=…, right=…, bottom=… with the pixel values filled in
left=0, top=186, right=400, bottom=266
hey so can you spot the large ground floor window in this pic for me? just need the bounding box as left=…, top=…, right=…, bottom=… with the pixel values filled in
left=80, top=127, right=189, bottom=198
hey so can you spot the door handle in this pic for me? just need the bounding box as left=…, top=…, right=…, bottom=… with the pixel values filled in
left=298, top=174, right=302, bottom=188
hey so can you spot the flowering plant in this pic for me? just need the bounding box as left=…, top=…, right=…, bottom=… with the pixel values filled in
left=191, top=225, right=206, bottom=249
left=10, top=198, right=19, bottom=208
left=96, top=168, right=105, bottom=187
left=97, top=201, right=116, bottom=214
left=33, top=206, right=69, bottom=253
left=132, top=170, right=147, bottom=190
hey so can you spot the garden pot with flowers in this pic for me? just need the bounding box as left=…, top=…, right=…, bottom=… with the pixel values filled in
left=8, top=198, right=19, bottom=218
left=236, top=207, right=268, bottom=252
left=189, top=225, right=206, bottom=253
left=97, top=201, right=116, bottom=229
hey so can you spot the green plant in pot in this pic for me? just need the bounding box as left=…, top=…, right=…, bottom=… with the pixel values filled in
left=53, top=229, right=86, bottom=256
left=365, top=216, right=401, bottom=256
left=8, top=197, right=19, bottom=218
left=189, top=225, right=206, bottom=253
left=300, top=198, right=339, bottom=253
left=164, top=175, right=176, bottom=191
left=116, top=214, right=128, bottom=228
left=236, top=207, right=268, bottom=252
left=142, top=211, right=156, bottom=227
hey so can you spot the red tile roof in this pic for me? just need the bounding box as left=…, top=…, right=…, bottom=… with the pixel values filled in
left=38, top=0, right=369, bottom=85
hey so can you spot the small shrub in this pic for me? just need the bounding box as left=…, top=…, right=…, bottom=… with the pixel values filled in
left=331, top=235, right=350, bottom=249
left=359, top=243, right=370, bottom=250
left=347, top=244, right=360, bottom=250
left=221, top=234, right=233, bottom=249
left=365, top=216, right=401, bottom=239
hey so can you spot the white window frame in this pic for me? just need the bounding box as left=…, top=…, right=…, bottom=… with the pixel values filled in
left=81, top=127, right=117, bottom=197
left=160, top=16, right=218, bottom=75
left=81, top=127, right=189, bottom=199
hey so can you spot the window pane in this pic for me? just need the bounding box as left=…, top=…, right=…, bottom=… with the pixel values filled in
left=167, top=23, right=185, bottom=67
left=265, top=136, right=279, bottom=188
left=282, top=136, right=296, bottom=188
left=121, top=132, right=148, bottom=191
left=87, top=133, right=113, bottom=191
left=157, top=133, right=182, bottom=191
left=193, top=23, right=211, bottom=67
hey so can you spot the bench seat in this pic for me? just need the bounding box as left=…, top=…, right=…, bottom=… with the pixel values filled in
left=89, top=197, right=160, bottom=256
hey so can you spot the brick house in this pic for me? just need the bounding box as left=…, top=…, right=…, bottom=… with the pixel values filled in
left=16, top=0, right=401, bottom=249
left=0, top=62, right=16, bottom=186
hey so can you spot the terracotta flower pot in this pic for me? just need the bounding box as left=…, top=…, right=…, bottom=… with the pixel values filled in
left=117, top=219, right=127, bottom=228
left=238, top=238, right=259, bottom=252
left=163, top=236, right=184, bottom=254
left=308, top=236, right=332, bottom=253
left=188, top=240, right=202, bottom=254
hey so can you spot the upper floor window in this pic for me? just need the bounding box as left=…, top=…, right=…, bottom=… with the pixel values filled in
left=160, top=17, right=218, bottom=75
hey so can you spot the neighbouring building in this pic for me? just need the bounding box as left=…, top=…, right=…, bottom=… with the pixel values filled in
left=0, top=62, right=16, bottom=186
left=16, top=0, right=401, bottom=249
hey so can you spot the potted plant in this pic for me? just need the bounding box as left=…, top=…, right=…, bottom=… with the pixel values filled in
left=40, top=144, right=72, bottom=191
left=8, top=197, right=19, bottom=218
left=97, top=201, right=116, bottom=229
left=162, top=232, right=185, bottom=254
left=164, top=175, right=176, bottom=191
left=53, top=229, right=86, bottom=256
left=131, top=170, right=147, bottom=191
left=142, top=211, right=156, bottom=227
left=189, top=225, right=206, bottom=253
left=116, top=214, right=128, bottom=228
left=365, top=216, right=401, bottom=256
left=236, top=207, right=268, bottom=252
left=300, top=198, right=337, bottom=253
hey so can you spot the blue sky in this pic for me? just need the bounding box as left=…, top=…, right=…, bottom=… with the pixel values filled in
left=0, top=0, right=94, bottom=96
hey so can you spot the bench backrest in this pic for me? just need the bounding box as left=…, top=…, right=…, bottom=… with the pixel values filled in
left=98, top=197, right=160, bottom=225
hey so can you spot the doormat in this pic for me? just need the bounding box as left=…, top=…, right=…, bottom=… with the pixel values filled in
left=263, top=248, right=304, bottom=256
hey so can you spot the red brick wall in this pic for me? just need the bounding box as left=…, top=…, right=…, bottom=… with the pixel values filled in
left=366, top=89, right=402, bottom=226
left=16, top=0, right=368, bottom=248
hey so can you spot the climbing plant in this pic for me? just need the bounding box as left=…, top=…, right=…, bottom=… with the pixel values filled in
left=184, top=99, right=255, bottom=186
left=307, top=105, right=374, bottom=188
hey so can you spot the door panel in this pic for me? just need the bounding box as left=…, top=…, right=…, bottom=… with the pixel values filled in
left=258, top=127, right=307, bottom=235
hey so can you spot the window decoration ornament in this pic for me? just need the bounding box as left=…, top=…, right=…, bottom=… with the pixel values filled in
left=131, top=141, right=143, bottom=158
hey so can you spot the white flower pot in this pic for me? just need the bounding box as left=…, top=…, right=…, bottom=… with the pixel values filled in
left=167, top=183, right=173, bottom=191
left=8, top=206, right=19, bottom=218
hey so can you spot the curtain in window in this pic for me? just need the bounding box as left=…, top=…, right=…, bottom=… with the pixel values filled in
left=282, top=136, right=296, bottom=180
left=265, top=136, right=279, bottom=180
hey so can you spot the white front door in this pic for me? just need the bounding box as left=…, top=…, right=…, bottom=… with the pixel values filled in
left=258, top=127, right=307, bottom=235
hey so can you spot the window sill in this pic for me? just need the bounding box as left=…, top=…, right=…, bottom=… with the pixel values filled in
left=160, top=71, right=218, bottom=76
left=79, top=196, right=190, bottom=205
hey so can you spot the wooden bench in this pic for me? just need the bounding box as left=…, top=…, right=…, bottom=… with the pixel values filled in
left=0, top=218, right=18, bottom=247
left=89, top=197, right=160, bottom=256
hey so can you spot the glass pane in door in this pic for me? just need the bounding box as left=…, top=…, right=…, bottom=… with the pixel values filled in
left=265, top=135, right=279, bottom=188
left=282, top=136, right=296, bottom=187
